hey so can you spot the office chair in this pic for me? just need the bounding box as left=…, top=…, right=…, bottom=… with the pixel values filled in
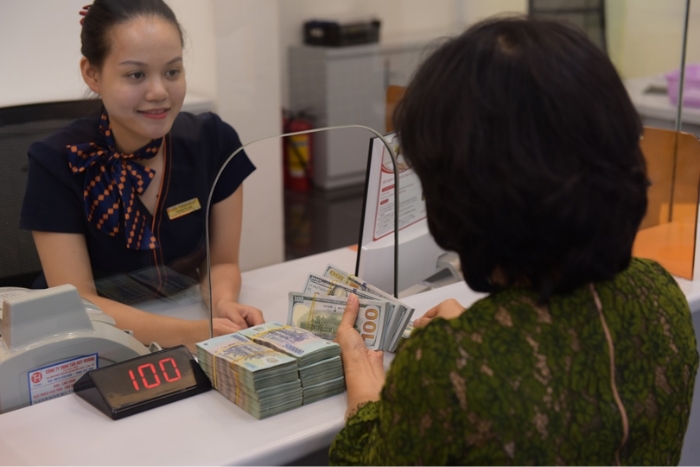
left=0, top=99, right=101, bottom=287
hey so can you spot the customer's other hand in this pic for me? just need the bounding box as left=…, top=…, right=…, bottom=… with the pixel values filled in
left=414, top=298, right=465, bottom=328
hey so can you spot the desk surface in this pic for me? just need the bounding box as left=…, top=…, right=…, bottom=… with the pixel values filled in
left=0, top=247, right=698, bottom=465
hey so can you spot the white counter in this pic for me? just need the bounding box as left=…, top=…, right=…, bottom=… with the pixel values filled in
left=0, top=248, right=357, bottom=466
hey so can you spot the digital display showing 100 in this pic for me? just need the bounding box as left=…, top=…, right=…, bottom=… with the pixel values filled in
left=74, top=345, right=211, bottom=420
left=128, top=357, right=182, bottom=391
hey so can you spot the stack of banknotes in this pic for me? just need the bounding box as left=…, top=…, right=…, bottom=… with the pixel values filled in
left=238, top=322, right=345, bottom=405
left=287, top=264, right=415, bottom=352
left=196, top=332, right=303, bottom=419
left=196, top=322, right=344, bottom=418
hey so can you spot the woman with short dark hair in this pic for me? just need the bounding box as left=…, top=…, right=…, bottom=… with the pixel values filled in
left=331, top=17, right=698, bottom=465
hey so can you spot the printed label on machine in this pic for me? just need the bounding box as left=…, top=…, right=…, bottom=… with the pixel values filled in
left=27, top=354, right=98, bottom=405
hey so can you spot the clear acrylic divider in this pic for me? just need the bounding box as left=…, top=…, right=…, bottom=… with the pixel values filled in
left=204, top=126, right=399, bottom=338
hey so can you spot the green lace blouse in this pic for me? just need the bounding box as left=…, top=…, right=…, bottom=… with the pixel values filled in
left=329, top=258, right=699, bottom=465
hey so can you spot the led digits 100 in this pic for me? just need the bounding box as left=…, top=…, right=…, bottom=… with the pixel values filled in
left=128, top=357, right=182, bottom=391
left=74, top=345, right=211, bottom=420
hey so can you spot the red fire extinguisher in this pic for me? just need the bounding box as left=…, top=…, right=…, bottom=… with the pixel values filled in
left=282, top=110, right=314, bottom=193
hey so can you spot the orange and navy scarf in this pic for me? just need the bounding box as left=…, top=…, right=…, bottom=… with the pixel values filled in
left=67, top=111, right=162, bottom=250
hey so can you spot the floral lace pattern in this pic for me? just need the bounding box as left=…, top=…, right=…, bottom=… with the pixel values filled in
left=329, top=258, right=699, bottom=465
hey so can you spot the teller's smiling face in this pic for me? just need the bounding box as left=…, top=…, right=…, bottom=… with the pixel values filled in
left=80, top=15, right=186, bottom=154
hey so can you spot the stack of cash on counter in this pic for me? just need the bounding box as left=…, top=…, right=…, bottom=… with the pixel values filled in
left=238, top=323, right=345, bottom=405
left=288, top=264, right=415, bottom=352
left=196, top=322, right=344, bottom=419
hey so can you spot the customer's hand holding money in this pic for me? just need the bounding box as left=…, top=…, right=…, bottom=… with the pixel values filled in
left=287, top=265, right=416, bottom=352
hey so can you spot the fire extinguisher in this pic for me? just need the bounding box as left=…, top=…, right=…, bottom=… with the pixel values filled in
left=282, top=110, right=314, bottom=193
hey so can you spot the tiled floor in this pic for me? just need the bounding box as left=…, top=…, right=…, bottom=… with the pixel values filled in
left=284, top=185, right=365, bottom=261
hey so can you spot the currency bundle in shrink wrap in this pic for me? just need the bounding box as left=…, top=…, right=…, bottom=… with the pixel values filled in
left=196, top=332, right=303, bottom=419
left=238, top=322, right=345, bottom=404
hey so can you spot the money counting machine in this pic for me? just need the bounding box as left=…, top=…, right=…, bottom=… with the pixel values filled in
left=0, top=284, right=153, bottom=414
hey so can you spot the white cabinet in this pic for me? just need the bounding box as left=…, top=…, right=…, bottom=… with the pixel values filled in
left=289, top=41, right=428, bottom=190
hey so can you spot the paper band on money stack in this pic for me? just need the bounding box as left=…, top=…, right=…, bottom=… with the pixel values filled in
left=287, top=265, right=415, bottom=352
left=196, top=333, right=303, bottom=419
left=238, top=322, right=345, bottom=405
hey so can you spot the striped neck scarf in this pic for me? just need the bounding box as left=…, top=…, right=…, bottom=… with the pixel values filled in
left=67, top=111, right=162, bottom=250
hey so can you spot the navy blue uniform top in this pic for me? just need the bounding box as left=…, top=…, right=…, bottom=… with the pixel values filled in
left=20, top=110, right=256, bottom=286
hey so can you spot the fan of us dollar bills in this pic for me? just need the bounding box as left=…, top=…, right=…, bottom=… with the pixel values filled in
left=287, top=264, right=415, bottom=352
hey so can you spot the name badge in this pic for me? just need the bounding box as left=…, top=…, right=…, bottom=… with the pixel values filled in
left=166, top=198, right=201, bottom=220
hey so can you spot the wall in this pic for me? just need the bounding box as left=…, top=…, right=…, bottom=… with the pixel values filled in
left=212, top=0, right=285, bottom=271
left=462, top=0, right=528, bottom=23
left=0, top=0, right=219, bottom=105
left=167, top=0, right=218, bottom=101
left=0, top=0, right=86, bottom=106
left=606, top=0, right=700, bottom=80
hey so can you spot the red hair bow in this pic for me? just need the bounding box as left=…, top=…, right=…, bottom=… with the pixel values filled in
left=79, top=4, right=91, bottom=26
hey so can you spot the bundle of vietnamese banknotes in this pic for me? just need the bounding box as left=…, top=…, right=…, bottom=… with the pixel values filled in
left=196, top=322, right=344, bottom=419
left=287, top=264, right=415, bottom=352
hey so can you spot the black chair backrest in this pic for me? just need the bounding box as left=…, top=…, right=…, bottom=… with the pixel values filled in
left=0, top=99, right=101, bottom=287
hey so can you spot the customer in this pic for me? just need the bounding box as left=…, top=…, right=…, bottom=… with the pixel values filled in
left=331, top=17, right=699, bottom=465
left=20, top=0, right=263, bottom=348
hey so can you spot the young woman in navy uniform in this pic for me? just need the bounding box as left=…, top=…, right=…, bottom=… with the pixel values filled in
left=21, top=0, right=263, bottom=348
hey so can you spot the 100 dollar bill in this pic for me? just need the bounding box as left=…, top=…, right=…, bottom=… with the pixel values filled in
left=303, top=273, right=396, bottom=346
left=322, top=264, right=414, bottom=351
left=304, top=273, right=395, bottom=313
left=287, top=292, right=388, bottom=350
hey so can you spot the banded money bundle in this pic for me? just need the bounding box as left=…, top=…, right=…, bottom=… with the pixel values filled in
left=196, top=333, right=303, bottom=419
left=238, top=322, right=345, bottom=405
left=287, top=264, right=415, bottom=352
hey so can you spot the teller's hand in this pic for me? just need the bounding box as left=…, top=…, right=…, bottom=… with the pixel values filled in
left=414, top=298, right=466, bottom=328
left=215, top=300, right=265, bottom=329
left=211, top=317, right=245, bottom=336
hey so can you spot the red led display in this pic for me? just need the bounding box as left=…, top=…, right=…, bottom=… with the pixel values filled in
left=74, top=345, right=211, bottom=420
left=127, top=358, right=183, bottom=391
